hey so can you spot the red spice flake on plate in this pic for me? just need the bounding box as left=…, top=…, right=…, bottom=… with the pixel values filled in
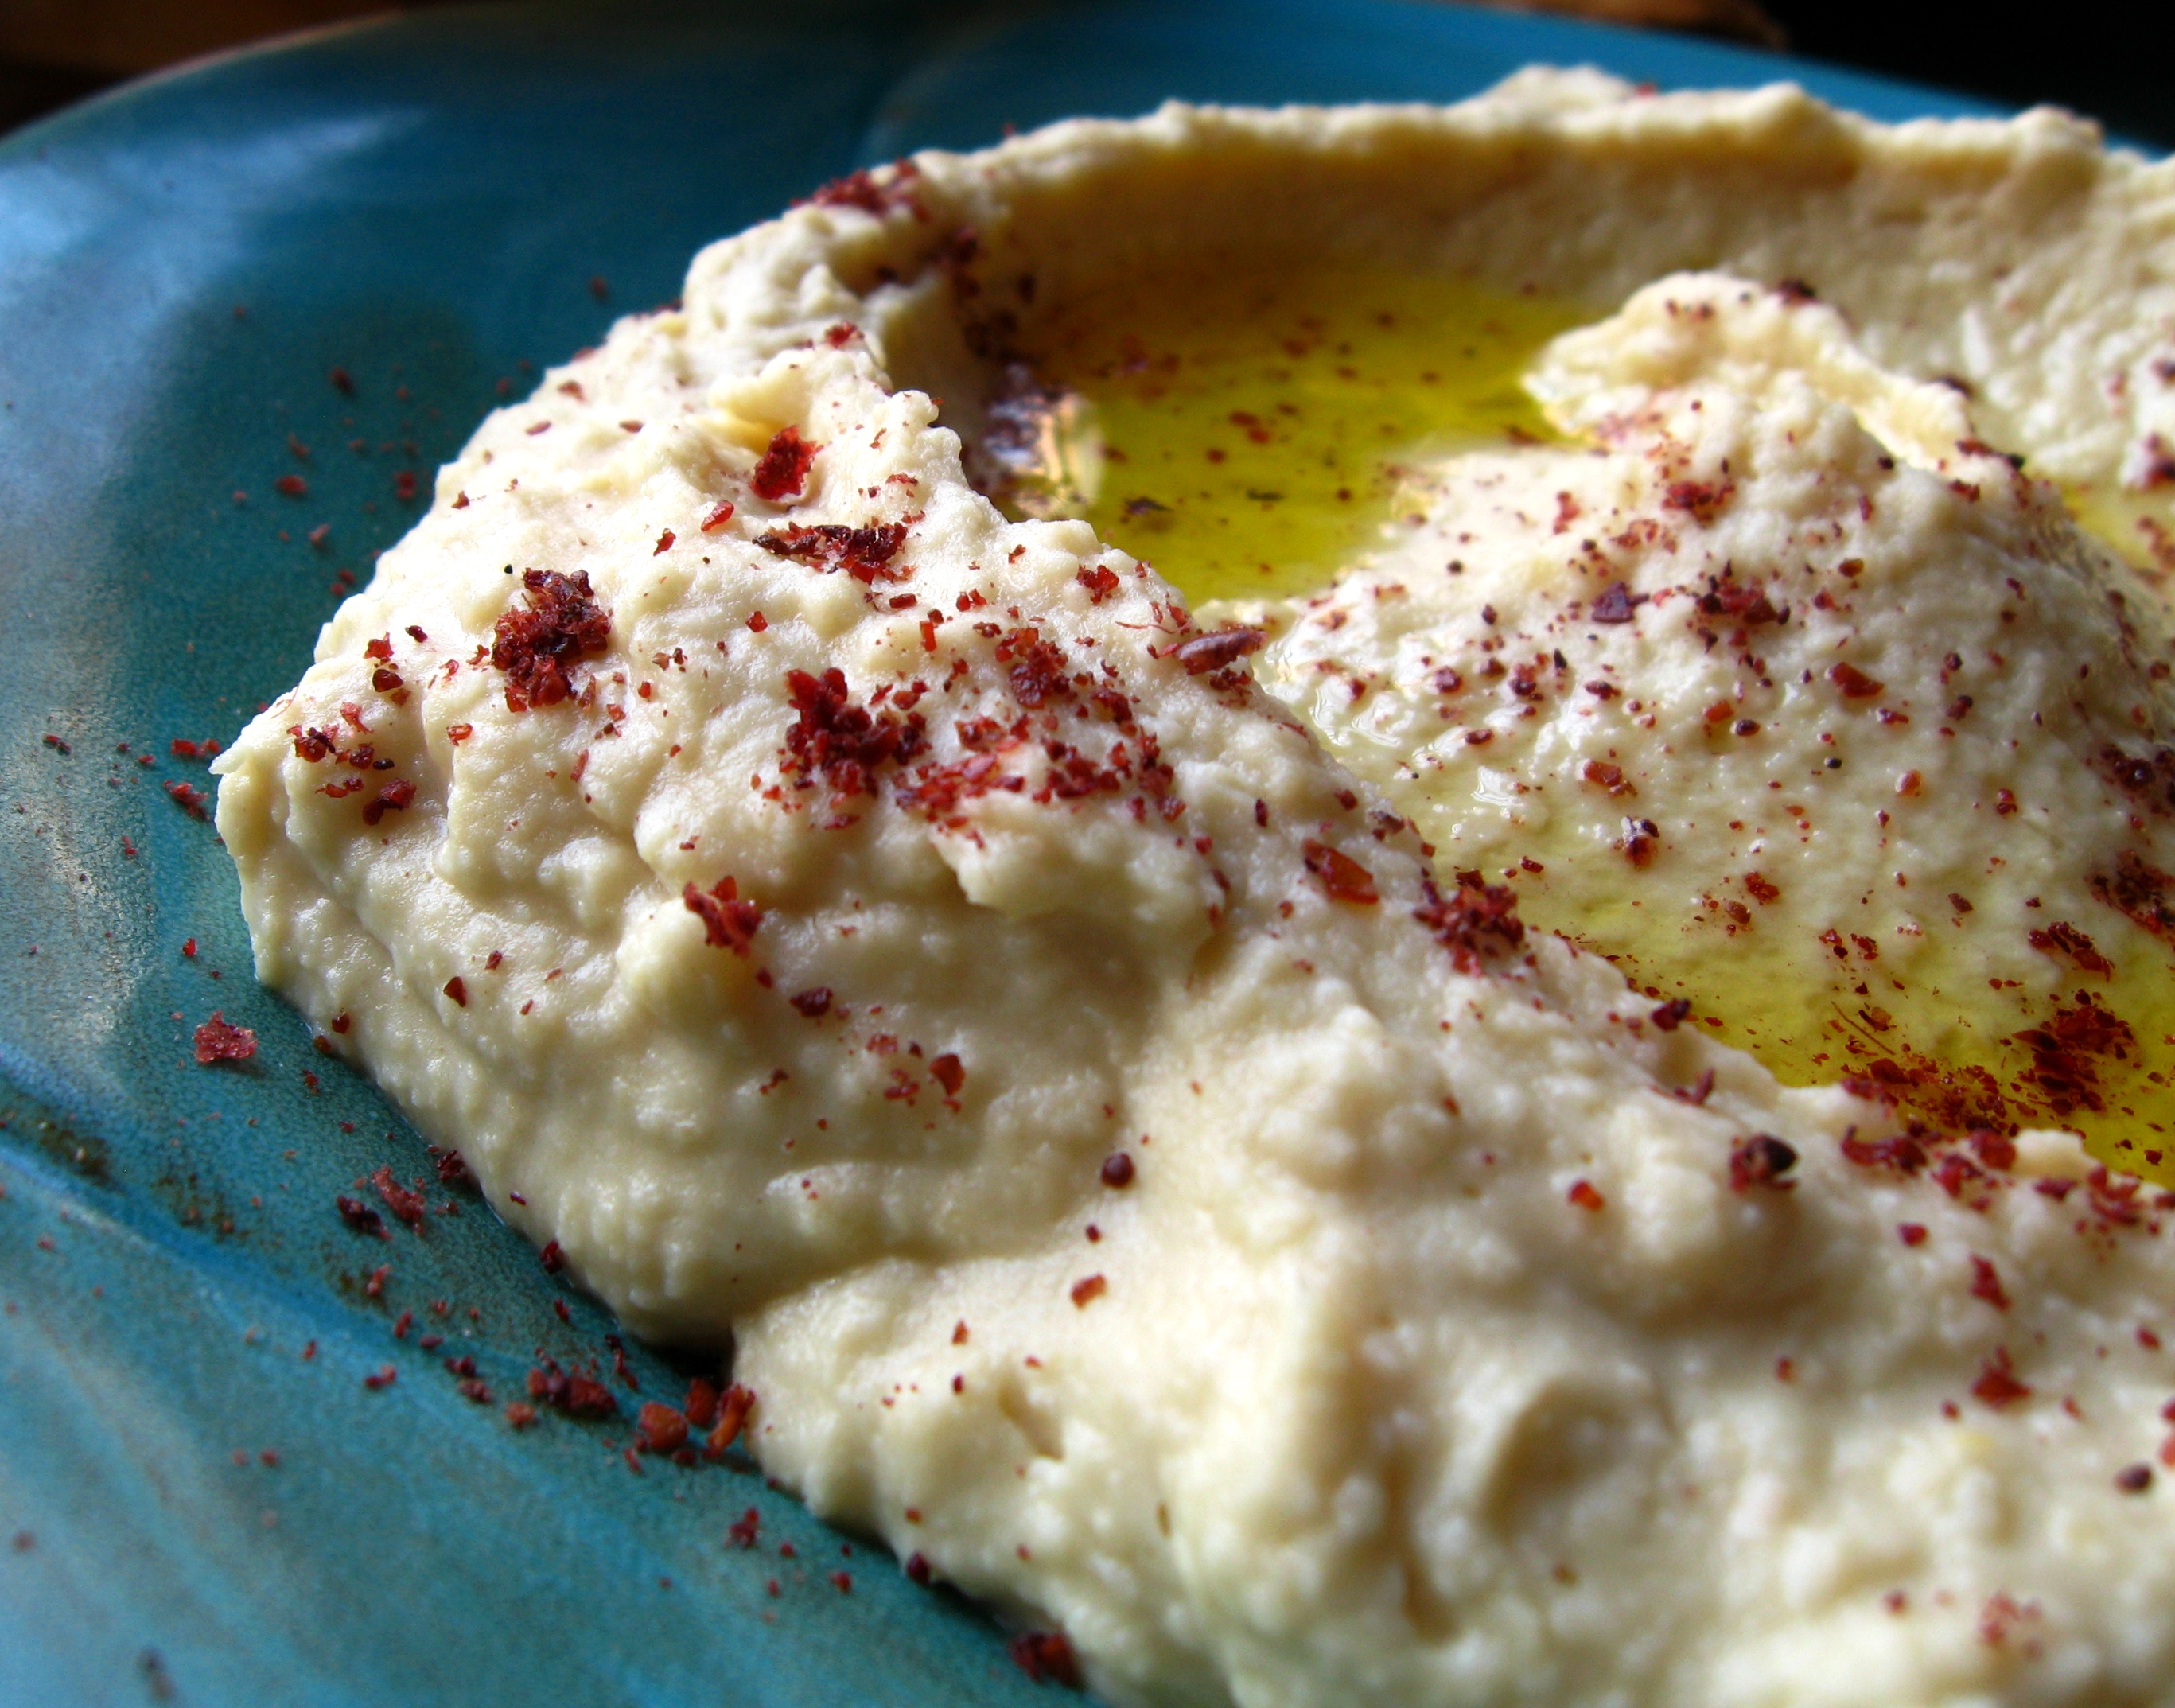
left=749, top=426, right=819, bottom=502
left=430, top=1146, right=475, bottom=1190
left=370, top=1165, right=426, bottom=1230
left=504, top=1401, right=538, bottom=1430
left=1303, top=840, right=1379, bottom=905
left=334, top=1195, right=388, bottom=1239
left=538, top=1239, right=566, bottom=1274
left=1414, top=870, right=1524, bottom=969
left=193, top=1012, right=256, bottom=1064
left=707, top=1383, right=756, bottom=1454
left=684, top=876, right=762, bottom=954
left=904, top=1551, right=931, bottom=1584
left=169, top=737, right=220, bottom=761
left=490, top=569, right=612, bottom=712
left=727, top=1508, right=761, bottom=1548
left=1972, top=1347, right=2033, bottom=1410
left=683, top=1378, right=719, bottom=1429
left=1009, top=1631, right=1080, bottom=1688
left=1728, top=1134, right=1798, bottom=1192
left=635, top=1401, right=690, bottom=1454
left=527, top=1357, right=617, bottom=1419
left=166, top=781, right=209, bottom=819
left=274, top=473, right=307, bottom=498
left=362, top=1365, right=396, bottom=1390
left=753, top=520, right=909, bottom=584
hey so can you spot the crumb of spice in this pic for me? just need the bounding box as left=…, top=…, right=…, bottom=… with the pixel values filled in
left=193, top=1013, right=256, bottom=1064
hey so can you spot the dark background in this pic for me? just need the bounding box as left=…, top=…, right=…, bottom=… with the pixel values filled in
left=1, top=0, right=2170, bottom=146
left=1772, top=2, right=2173, bottom=153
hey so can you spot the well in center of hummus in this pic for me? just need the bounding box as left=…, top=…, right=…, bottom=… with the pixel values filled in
left=979, top=263, right=1578, bottom=603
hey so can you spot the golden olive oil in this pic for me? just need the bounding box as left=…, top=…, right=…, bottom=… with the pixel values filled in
left=1008, top=265, right=1582, bottom=605
left=1003, top=263, right=2175, bottom=1177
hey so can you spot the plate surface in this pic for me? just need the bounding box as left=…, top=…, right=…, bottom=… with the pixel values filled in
left=0, top=3, right=2017, bottom=1702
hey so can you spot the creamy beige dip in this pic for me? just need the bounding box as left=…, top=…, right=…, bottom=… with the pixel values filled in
left=1245, top=271, right=2175, bottom=1151
left=217, top=76, right=2175, bottom=1707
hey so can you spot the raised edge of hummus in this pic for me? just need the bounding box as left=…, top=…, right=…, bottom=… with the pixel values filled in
left=216, top=76, right=2175, bottom=1707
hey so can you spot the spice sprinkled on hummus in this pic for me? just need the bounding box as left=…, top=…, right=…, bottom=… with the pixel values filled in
left=218, top=76, right=2175, bottom=1708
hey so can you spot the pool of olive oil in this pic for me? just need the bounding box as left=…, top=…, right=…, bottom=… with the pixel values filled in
left=1002, top=262, right=2175, bottom=1177
left=1008, top=264, right=1581, bottom=604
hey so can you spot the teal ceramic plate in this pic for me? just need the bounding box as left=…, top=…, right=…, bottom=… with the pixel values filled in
left=0, top=4, right=2012, bottom=1701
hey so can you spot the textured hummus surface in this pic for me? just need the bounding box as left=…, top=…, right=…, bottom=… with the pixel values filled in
left=218, top=78, right=2175, bottom=1707
left=1246, top=272, right=2175, bottom=1140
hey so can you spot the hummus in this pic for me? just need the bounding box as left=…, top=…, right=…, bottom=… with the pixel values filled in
left=216, top=77, right=2175, bottom=1707
left=1248, top=271, right=2175, bottom=1157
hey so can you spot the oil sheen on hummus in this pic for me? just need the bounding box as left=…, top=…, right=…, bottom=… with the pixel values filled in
left=217, top=74, right=2175, bottom=1708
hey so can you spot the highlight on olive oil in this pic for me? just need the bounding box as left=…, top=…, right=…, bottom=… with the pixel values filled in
left=984, top=259, right=2175, bottom=1181
left=1504, top=815, right=2175, bottom=1181
left=994, top=264, right=1582, bottom=605
left=2066, top=482, right=2175, bottom=588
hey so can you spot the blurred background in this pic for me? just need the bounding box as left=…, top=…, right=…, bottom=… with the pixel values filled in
left=0, top=0, right=2169, bottom=147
